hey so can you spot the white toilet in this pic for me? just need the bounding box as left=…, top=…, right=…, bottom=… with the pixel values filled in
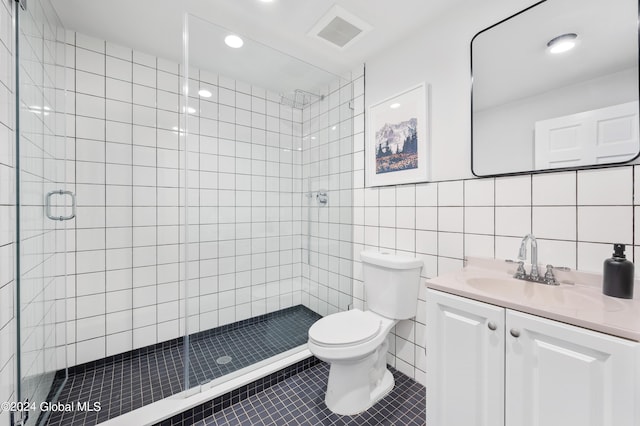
left=307, top=251, right=423, bottom=415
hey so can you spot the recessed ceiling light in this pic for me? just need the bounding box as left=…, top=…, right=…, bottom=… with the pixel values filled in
left=547, top=33, right=577, bottom=54
left=225, top=34, right=244, bottom=49
left=390, top=103, right=401, bottom=109
left=259, top=0, right=274, bottom=2
left=198, top=89, right=212, bottom=98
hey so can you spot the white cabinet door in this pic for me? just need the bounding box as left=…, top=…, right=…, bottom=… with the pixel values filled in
left=426, top=289, right=505, bottom=426
left=506, top=310, right=640, bottom=426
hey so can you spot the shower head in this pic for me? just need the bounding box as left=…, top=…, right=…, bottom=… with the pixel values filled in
left=280, top=89, right=325, bottom=109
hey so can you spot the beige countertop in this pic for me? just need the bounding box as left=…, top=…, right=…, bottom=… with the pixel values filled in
left=426, top=257, right=640, bottom=342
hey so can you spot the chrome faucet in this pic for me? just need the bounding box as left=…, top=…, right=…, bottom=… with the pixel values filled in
left=518, top=234, right=539, bottom=280
left=513, top=234, right=559, bottom=285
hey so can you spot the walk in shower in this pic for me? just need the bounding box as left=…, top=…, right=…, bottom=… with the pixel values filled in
left=12, top=2, right=356, bottom=425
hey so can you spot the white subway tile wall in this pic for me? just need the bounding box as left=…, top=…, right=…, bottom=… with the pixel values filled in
left=1, top=0, right=70, bottom=422
left=301, top=71, right=357, bottom=317
left=351, top=136, right=639, bottom=385
left=64, top=31, right=342, bottom=366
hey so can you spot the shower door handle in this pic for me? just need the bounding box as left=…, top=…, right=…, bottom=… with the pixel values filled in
left=45, top=190, right=76, bottom=221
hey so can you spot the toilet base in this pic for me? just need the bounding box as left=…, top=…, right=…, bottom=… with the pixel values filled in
left=370, top=369, right=394, bottom=407
left=324, top=355, right=395, bottom=416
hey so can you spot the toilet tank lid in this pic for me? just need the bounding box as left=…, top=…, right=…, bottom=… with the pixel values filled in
left=360, top=251, right=424, bottom=270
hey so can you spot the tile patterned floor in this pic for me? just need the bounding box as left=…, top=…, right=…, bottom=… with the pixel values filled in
left=41, top=305, right=321, bottom=426
left=157, top=357, right=323, bottom=426
left=197, top=362, right=426, bottom=426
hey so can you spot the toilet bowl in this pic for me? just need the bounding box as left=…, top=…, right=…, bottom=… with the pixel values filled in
left=307, top=251, right=423, bottom=416
left=307, top=309, right=397, bottom=415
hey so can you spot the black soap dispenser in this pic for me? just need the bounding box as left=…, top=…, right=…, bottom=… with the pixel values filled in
left=603, top=243, right=634, bottom=299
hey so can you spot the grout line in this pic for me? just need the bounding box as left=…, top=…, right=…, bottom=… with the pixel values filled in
left=575, top=170, right=579, bottom=271
left=103, top=39, right=107, bottom=357
left=462, top=181, right=466, bottom=261
left=129, top=44, right=134, bottom=353
left=633, top=165, right=636, bottom=265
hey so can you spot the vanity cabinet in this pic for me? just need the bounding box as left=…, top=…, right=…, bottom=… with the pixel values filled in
left=427, top=289, right=640, bottom=426
left=426, top=288, right=505, bottom=426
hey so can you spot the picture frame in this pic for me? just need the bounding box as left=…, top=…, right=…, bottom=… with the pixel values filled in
left=366, top=83, right=430, bottom=187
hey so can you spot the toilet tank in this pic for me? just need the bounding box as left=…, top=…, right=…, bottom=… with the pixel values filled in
left=360, top=251, right=424, bottom=320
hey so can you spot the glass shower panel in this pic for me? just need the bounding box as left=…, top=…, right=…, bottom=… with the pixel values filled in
left=303, top=82, right=355, bottom=317
left=181, top=14, right=354, bottom=391
left=17, top=0, right=69, bottom=424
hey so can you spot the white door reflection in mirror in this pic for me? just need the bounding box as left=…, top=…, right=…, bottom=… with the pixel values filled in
left=535, top=101, right=639, bottom=169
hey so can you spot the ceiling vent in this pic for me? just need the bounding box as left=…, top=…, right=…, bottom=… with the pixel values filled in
left=308, top=5, right=372, bottom=50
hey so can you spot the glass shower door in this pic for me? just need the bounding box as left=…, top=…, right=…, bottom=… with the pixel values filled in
left=16, top=0, right=69, bottom=424
left=181, top=13, right=354, bottom=393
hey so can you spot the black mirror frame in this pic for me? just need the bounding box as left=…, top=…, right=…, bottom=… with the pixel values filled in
left=470, top=0, right=640, bottom=178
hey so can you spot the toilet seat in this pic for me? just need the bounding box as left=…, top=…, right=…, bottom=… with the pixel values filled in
left=308, top=310, right=381, bottom=347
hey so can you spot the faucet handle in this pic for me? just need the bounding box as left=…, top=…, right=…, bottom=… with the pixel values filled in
left=514, top=261, right=527, bottom=279
left=544, top=264, right=558, bottom=285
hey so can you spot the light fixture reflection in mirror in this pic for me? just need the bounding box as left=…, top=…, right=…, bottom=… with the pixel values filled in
left=471, top=0, right=639, bottom=177
left=547, top=33, right=578, bottom=54
left=224, top=34, right=244, bottom=48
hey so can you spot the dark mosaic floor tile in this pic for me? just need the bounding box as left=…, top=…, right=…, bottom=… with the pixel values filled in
left=40, top=305, right=320, bottom=426
left=197, top=362, right=426, bottom=426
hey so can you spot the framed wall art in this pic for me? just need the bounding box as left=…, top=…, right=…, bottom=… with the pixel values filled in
left=366, top=83, right=430, bottom=187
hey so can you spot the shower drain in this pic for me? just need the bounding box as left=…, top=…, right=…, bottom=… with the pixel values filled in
left=216, top=355, right=233, bottom=365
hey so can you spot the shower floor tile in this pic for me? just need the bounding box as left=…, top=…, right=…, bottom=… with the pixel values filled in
left=197, top=362, right=426, bottom=426
left=42, top=305, right=321, bottom=426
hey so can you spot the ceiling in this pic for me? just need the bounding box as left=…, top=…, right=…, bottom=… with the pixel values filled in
left=50, top=0, right=468, bottom=89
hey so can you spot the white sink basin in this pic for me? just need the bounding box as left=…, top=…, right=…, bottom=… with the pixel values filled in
left=465, top=277, right=625, bottom=312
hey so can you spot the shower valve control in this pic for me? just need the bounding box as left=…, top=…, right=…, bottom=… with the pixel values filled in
left=316, top=190, right=328, bottom=206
